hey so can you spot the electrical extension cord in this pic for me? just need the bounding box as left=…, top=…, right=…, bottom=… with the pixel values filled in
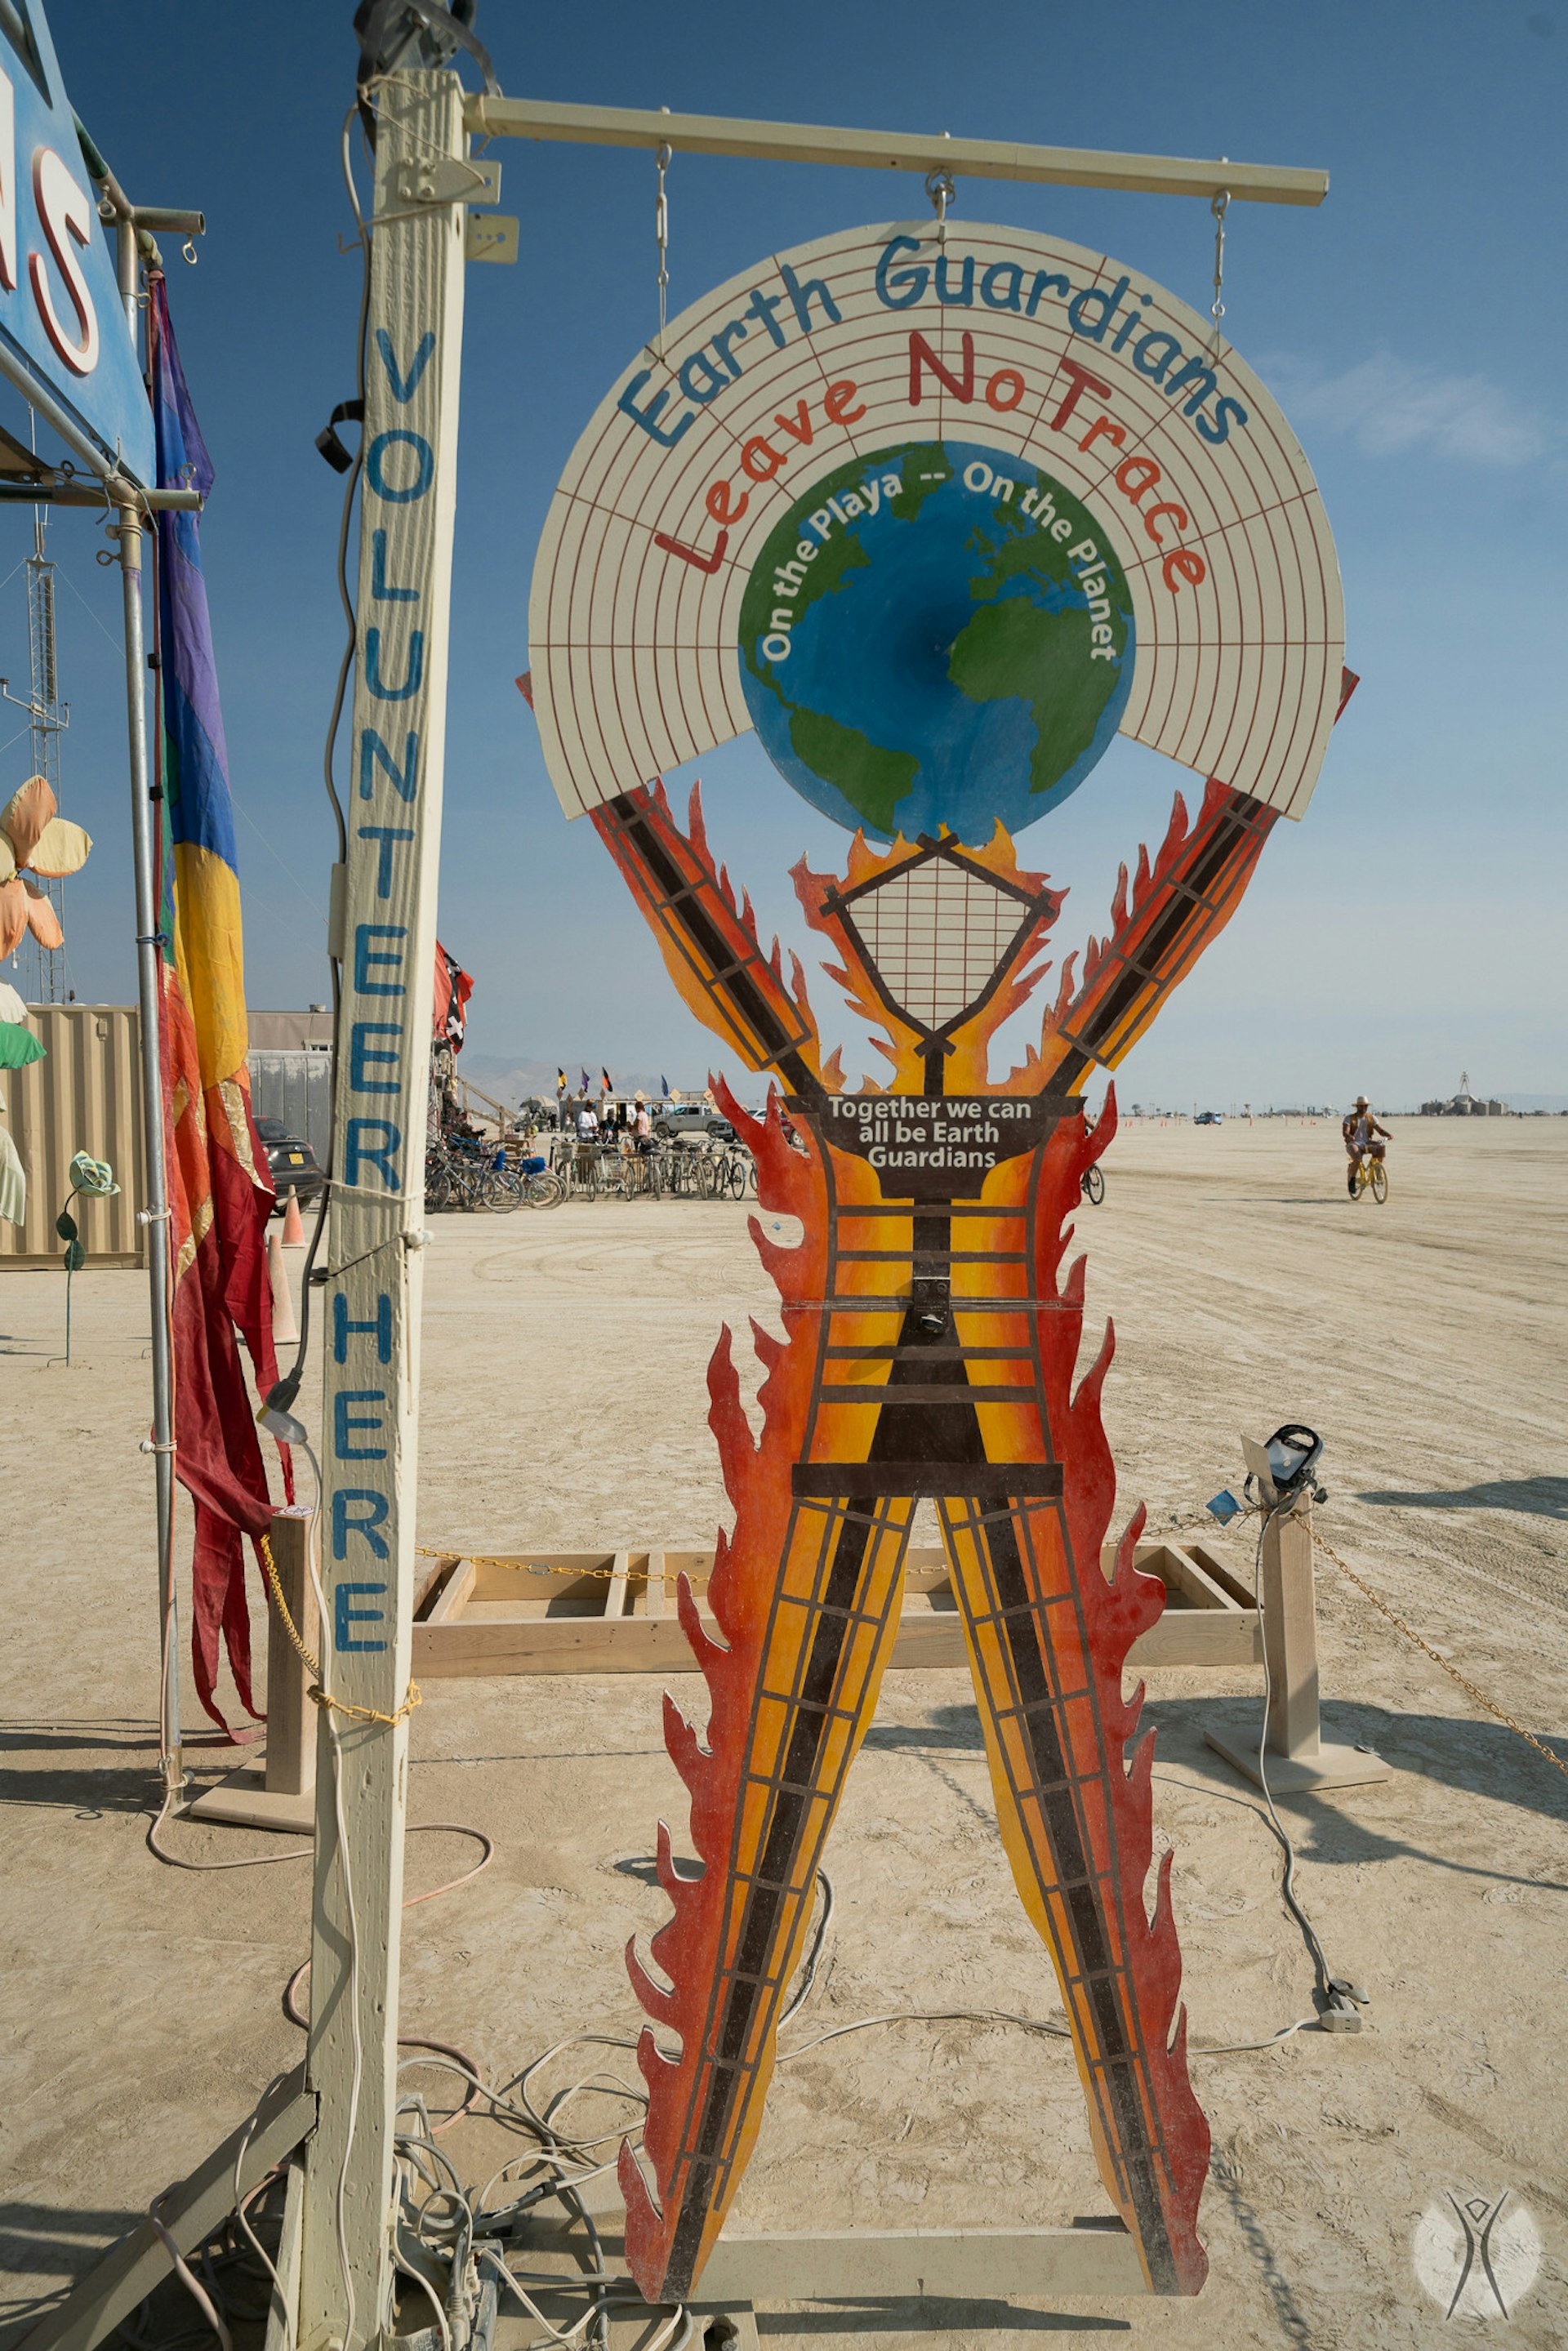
left=1250, top=1496, right=1370, bottom=2035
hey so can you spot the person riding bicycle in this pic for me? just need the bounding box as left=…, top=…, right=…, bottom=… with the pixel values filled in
left=1342, top=1094, right=1391, bottom=1196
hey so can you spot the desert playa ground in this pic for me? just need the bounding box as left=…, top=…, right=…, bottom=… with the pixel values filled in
left=2, top=1115, right=1565, bottom=2347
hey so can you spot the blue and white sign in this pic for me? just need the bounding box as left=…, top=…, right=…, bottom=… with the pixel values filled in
left=0, top=1, right=154, bottom=483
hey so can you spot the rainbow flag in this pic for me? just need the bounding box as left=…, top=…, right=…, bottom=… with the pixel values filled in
left=149, top=275, right=281, bottom=1738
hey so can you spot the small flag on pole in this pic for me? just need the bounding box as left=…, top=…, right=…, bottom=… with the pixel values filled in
left=557, top=1067, right=567, bottom=1093
left=580, top=1066, right=591, bottom=1093
left=601, top=1066, right=612, bottom=1094
left=661, top=1075, right=670, bottom=1098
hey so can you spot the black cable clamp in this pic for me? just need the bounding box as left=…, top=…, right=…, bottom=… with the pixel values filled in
left=316, top=398, right=364, bottom=475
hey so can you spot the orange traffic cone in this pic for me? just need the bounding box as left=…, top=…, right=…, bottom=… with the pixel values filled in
left=268, top=1228, right=299, bottom=1345
left=281, top=1188, right=306, bottom=1247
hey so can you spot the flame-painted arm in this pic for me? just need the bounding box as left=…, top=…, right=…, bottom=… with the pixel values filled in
left=592, top=782, right=835, bottom=1098
left=1040, top=780, right=1277, bottom=1092
left=1028, top=673, right=1359, bottom=1095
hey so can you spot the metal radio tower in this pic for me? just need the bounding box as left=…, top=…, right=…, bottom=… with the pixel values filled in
left=1, top=510, right=71, bottom=1003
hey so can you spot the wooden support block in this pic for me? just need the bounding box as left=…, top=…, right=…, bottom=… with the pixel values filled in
left=263, top=1507, right=318, bottom=1799
left=412, top=1552, right=458, bottom=1618
left=1160, top=1542, right=1245, bottom=1614
left=423, top=1556, right=476, bottom=1626
left=263, top=2158, right=304, bottom=2351
left=644, top=1548, right=667, bottom=1619
left=13, top=2070, right=315, bottom=2351
left=185, top=1772, right=317, bottom=1836
left=188, top=1509, right=320, bottom=1833
left=1182, top=1538, right=1258, bottom=1608
left=697, top=2222, right=1148, bottom=2302
left=605, top=1549, right=633, bottom=1619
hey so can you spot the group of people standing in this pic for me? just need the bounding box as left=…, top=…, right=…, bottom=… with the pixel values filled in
left=559, top=1094, right=655, bottom=1151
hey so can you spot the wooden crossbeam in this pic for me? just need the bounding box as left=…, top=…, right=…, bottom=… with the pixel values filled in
left=466, top=96, right=1327, bottom=206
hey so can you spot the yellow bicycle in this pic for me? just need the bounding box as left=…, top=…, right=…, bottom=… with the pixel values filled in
left=1351, top=1148, right=1388, bottom=1204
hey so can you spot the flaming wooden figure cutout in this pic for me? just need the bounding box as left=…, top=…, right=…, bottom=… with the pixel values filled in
left=586, top=688, right=1348, bottom=2305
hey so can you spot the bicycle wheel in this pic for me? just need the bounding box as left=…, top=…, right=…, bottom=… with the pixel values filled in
left=1370, top=1160, right=1388, bottom=1204
left=1081, top=1164, right=1105, bottom=1206
left=726, top=1153, right=749, bottom=1200
left=523, top=1172, right=565, bottom=1209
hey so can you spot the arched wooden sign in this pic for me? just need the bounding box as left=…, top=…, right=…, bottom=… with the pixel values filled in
left=530, top=218, right=1343, bottom=837
left=525, top=214, right=1349, bottom=2312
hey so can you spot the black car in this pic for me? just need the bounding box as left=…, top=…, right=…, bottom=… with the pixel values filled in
left=254, top=1116, right=326, bottom=1209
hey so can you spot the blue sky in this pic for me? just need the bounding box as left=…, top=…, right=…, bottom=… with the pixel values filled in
left=4, top=0, right=1564, bottom=1106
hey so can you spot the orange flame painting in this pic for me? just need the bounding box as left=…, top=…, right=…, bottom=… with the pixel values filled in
left=584, top=685, right=1356, bottom=2305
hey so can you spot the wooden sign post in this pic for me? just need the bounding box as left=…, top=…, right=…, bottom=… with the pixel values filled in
left=1205, top=1436, right=1392, bottom=1793
left=296, top=67, right=466, bottom=2351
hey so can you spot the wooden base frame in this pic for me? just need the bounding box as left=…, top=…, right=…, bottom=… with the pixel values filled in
left=411, top=1537, right=1261, bottom=1680
left=473, top=2172, right=1155, bottom=2351
left=188, top=1507, right=318, bottom=1836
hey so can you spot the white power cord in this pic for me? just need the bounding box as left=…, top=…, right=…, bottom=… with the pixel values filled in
left=1248, top=1493, right=1370, bottom=2033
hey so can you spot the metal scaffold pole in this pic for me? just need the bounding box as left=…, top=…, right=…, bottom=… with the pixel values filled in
left=115, top=492, right=183, bottom=1805
left=108, top=203, right=185, bottom=1808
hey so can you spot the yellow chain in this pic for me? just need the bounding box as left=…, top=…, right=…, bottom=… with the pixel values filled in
left=414, top=1545, right=711, bottom=1585
left=1308, top=1528, right=1568, bottom=1788
left=261, top=1532, right=422, bottom=1729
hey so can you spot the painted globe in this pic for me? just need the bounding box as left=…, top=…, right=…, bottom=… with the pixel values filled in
left=739, top=439, right=1134, bottom=844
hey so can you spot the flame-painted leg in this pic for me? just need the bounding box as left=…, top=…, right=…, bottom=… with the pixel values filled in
left=937, top=1493, right=1209, bottom=2295
left=621, top=1492, right=917, bottom=2301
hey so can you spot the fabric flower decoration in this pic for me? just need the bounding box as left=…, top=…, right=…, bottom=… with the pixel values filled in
left=0, top=775, right=91, bottom=959
left=68, top=1150, right=118, bottom=1196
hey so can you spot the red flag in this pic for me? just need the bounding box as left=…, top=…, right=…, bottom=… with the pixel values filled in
left=433, top=939, right=473, bottom=1053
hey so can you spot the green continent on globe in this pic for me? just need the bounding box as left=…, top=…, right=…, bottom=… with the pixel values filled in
left=787, top=707, right=917, bottom=837
left=738, top=439, right=1134, bottom=844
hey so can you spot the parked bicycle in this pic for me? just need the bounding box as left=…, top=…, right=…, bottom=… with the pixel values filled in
left=706, top=1141, right=755, bottom=1199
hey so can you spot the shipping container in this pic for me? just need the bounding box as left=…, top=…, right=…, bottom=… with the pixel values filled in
left=0, top=1004, right=146, bottom=1268
left=247, top=1047, right=334, bottom=1160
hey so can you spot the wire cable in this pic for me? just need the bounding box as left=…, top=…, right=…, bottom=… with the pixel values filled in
left=1249, top=1498, right=1343, bottom=2008
left=261, top=107, right=372, bottom=1427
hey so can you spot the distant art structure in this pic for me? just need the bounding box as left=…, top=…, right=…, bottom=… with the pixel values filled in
left=524, top=218, right=1350, bottom=2301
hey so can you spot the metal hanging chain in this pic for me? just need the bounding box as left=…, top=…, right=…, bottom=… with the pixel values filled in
left=924, top=165, right=956, bottom=252
left=1209, top=188, right=1232, bottom=345
left=655, top=140, right=672, bottom=354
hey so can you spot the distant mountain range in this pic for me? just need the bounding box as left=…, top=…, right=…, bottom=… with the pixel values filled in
left=456, top=1054, right=1566, bottom=1119
left=456, top=1052, right=758, bottom=1107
